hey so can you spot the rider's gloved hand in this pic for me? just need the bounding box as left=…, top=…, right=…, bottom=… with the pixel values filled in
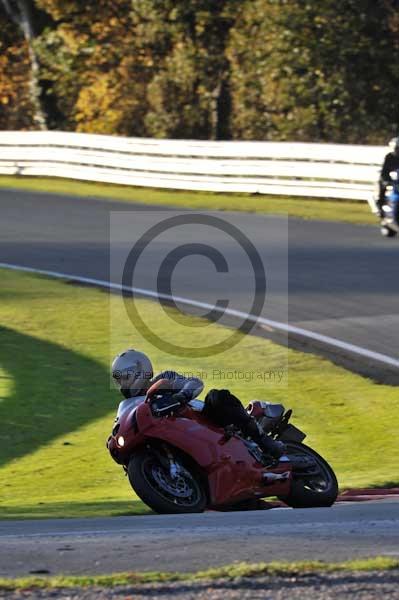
left=171, top=391, right=190, bottom=405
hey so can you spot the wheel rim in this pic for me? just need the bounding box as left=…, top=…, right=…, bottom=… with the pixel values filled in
left=288, top=445, right=333, bottom=494
left=141, top=456, right=202, bottom=507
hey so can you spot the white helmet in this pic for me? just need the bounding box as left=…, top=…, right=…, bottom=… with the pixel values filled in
left=389, top=137, right=399, bottom=156
left=111, top=349, right=153, bottom=398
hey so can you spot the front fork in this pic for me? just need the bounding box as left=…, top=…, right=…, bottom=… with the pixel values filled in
left=137, top=443, right=182, bottom=480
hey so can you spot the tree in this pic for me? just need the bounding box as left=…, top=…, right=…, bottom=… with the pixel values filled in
left=35, top=0, right=240, bottom=138
left=34, top=0, right=151, bottom=134
left=0, top=8, right=34, bottom=129
left=228, top=0, right=399, bottom=143
left=1, top=0, right=49, bottom=129
left=140, top=0, right=239, bottom=139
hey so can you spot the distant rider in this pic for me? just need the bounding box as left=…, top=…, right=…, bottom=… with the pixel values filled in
left=376, top=137, right=399, bottom=217
left=111, top=348, right=286, bottom=460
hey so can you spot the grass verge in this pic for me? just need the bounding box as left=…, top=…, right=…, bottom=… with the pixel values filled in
left=0, top=268, right=398, bottom=520
left=0, top=557, right=397, bottom=590
left=0, top=175, right=376, bottom=225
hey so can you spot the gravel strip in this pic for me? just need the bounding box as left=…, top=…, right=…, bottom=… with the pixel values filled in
left=1, top=570, right=399, bottom=600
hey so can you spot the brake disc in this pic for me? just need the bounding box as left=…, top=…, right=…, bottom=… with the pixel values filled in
left=152, top=466, right=193, bottom=498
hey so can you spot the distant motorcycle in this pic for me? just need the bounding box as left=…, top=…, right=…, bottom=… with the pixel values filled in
left=107, top=379, right=338, bottom=513
left=380, top=170, right=399, bottom=238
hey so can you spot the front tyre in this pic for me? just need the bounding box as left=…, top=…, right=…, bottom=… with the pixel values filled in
left=128, top=448, right=207, bottom=514
left=278, top=442, right=338, bottom=508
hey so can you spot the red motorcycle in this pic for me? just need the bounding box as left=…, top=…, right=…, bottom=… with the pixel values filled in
left=107, top=380, right=338, bottom=513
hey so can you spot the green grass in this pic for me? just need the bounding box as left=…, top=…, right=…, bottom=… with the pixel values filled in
left=0, top=557, right=397, bottom=590
left=0, top=500, right=150, bottom=520
left=0, top=175, right=376, bottom=224
left=0, top=268, right=398, bottom=520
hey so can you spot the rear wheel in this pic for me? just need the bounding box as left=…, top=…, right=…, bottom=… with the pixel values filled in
left=128, top=447, right=207, bottom=514
left=381, top=225, right=397, bottom=238
left=278, top=442, right=338, bottom=508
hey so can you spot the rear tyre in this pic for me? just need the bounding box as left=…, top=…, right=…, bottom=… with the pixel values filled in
left=381, top=225, right=397, bottom=238
left=128, top=447, right=207, bottom=514
left=278, top=442, right=338, bottom=508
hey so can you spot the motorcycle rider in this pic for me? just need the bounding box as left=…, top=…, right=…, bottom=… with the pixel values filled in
left=376, top=137, right=399, bottom=217
left=111, top=348, right=286, bottom=460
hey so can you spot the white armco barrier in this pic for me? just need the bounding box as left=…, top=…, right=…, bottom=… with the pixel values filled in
left=0, top=131, right=386, bottom=200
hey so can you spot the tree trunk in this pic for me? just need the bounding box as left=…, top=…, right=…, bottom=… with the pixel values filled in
left=216, top=77, right=231, bottom=140
left=209, top=81, right=221, bottom=141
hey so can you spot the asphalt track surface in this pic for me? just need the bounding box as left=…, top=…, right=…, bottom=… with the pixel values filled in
left=1, top=188, right=399, bottom=370
left=1, top=501, right=398, bottom=576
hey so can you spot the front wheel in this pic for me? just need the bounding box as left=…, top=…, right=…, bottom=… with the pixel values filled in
left=278, top=442, right=338, bottom=508
left=128, top=447, right=207, bottom=514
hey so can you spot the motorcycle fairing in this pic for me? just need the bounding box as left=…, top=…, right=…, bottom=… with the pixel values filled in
left=135, top=403, right=292, bottom=506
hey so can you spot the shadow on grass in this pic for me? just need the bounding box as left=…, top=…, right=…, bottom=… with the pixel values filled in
left=0, top=325, right=115, bottom=468
left=0, top=500, right=151, bottom=520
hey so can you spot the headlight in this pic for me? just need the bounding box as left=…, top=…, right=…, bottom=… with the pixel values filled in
left=117, top=435, right=125, bottom=447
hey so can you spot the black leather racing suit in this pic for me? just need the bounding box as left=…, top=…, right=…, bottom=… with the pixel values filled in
left=378, top=152, right=399, bottom=212
left=203, top=388, right=285, bottom=459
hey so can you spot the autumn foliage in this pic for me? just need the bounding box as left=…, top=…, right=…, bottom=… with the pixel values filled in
left=1, top=0, right=399, bottom=142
